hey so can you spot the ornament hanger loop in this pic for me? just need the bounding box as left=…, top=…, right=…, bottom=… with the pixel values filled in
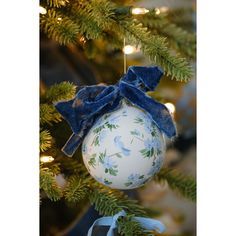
left=123, top=38, right=127, bottom=74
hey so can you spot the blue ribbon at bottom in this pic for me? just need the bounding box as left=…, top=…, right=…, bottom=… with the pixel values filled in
left=87, top=210, right=166, bottom=236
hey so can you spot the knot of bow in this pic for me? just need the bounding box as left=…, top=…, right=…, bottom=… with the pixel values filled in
left=55, top=66, right=176, bottom=157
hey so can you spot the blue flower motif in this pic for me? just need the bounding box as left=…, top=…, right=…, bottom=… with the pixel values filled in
left=98, top=130, right=107, bottom=143
left=144, top=138, right=156, bottom=150
left=114, top=136, right=131, bottom=156
left=82, top=143, right=87, bottom=153
left=108, top=115, right=120, bottom=125
left=125, top=173, right=145, bottom=187
left=102, top=156, right=117, bottom=170
left=128, top=173, right=141, bottom=182
left=147, top=158, right=163, bottom=176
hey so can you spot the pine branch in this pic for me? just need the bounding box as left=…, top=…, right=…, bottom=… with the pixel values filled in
left=43, top=81, right=76, bottom=103
left=46, top=0, right=69, bottom=8
left=165, top=7, right=195, bottom=31
left=40, top=168, right=62, bottom=201
left=40, top=0, right=193, bottom=81
left=116, top=20, right=193, bottom=81
left=154, top=167, right=196, bottom=202
left=40, top=130, right=52, bottom=152
left=118, top=215, right=154, bottom=236
left=64, top=1, right=104, bottom=40
left=64, top=176, right=90, bottom=203
left=40, top=9, right=80, bottom=44
left=40, top=104, right=62, bottom=125
left=89, top=184, right=146, bottom=216
left=138, top=13, right=196, bottom=59
left=56, top=156, right=86, bottom=175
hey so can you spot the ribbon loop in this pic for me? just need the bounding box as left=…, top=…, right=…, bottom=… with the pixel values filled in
left=55, top=66, right=176, bottom=157
left=87, top=210, right=165, bottom=236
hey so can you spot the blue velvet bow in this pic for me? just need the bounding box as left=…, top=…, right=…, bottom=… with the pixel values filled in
left=87, top=210, right=166, bottom=236
left=55, top=66, right=176, bottom=157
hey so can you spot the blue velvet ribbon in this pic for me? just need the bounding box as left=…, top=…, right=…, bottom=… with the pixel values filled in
left=87, top=210, right=166, bottom=236
left=55, top=66, right=176, bottom=157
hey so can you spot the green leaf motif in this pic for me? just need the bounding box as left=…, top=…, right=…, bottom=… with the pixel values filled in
left=93, top=125, right=105, bottom=134
left=88, top=154, right=96, bottom=168
left=109, top=168, right=118, bottom=176
left=115, top=153, right=122, bottom=158
left=134, top=117, right=144, bottom=125
left=104, top=178, right=112, bottom=185
left=139, top=175, right=145, bottom=179
left=99, top=151, right=106, bottom=164
left=140, top=148, right=154, bottom=158
left=92, top=135, right=100, bottom=146
left=105, top=122, right=119, bottom=131
left=125, top=182, right=132, bottom=187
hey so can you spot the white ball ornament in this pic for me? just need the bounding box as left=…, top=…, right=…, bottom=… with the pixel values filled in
left=82, top=100, right=166, bottom=189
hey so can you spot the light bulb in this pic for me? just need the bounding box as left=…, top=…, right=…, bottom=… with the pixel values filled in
left=131, top=7, right=149, bottom=15
left=160, top=6, right=169, bottom=13
left=165, top=102, right=176, bottom=114
left=155, top=8, right=161, bottom=15
left=40, top=156, right=54, bottom=163
left=39, top=6, right=47, bottom=15
left=123, top=45, right=136, bottom=55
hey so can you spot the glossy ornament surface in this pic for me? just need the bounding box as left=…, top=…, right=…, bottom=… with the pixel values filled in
left=82, top=100, right=166, bottom=189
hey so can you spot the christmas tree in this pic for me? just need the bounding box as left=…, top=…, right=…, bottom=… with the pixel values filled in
left=40, top=0, right=196, bottom=235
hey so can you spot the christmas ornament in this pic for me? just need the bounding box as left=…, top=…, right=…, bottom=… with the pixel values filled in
left=55, top=66, right=176, bottom=189
left=87, top=210, right=166, bottom=236
left=82, top=100, right=166, bottom=189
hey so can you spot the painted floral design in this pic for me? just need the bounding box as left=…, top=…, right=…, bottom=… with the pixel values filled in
left=88, top=153, right=97, bottom=168
left=104, top=178, right=112, bottom=185
left=140, top=138, right=162, bottom=158
left=114, top=136, right=131, bottom=156
left=99, top=151, right=118, bottom=176
left=82, top=143, right=87, bottom=153
left=124, top=173, right=145, bottom=187
left=147, top=157, right=163, bottom=176
left=94, top=176, right=112, bottom=186
left=82, top=103, right=165, bottom=189
left=91, top=113, right=131, bottom=147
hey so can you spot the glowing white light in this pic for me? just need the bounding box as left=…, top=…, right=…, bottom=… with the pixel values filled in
left=123, top=45, right=136, bottom=55
left=165, top=102, right=176, bottom=114
left=39, top=6, right=47, bottom=15
left=131, top=7, right=149, bottom=15
left=57, top=17, right=62, bottom=21
left=160, top=6, right=169, bottom=13
left=155, top=8, right=161, bottom=15
left=40, top=156, right=54, bottom=163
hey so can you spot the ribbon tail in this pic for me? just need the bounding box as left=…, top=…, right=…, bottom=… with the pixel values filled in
left=61, top=133, right=83, bottom=157
left=120, top=81, right=176, bottom=138
left=134, top=217, right=166, bottom=233
left=87, top=217, right=114, bottom=236
left=87, top=211, right=126, bottom=236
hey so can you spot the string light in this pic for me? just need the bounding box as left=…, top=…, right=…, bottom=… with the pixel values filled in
left=57, top=17, right=62, bottom=21
left=131, top=7, right=149, bottom=15
left=123, top=45, right=137, bottom=55
left=79, top=36, right=86, bottom=44
left=160, top=6, right=169, bottom=13
left=165, top=102, right=176, bottom=114
left=155, top=8, right=161, bottom=15
left=39, top=6, right=47, bottom=15
left=40, top=156, right=54, bottom=163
